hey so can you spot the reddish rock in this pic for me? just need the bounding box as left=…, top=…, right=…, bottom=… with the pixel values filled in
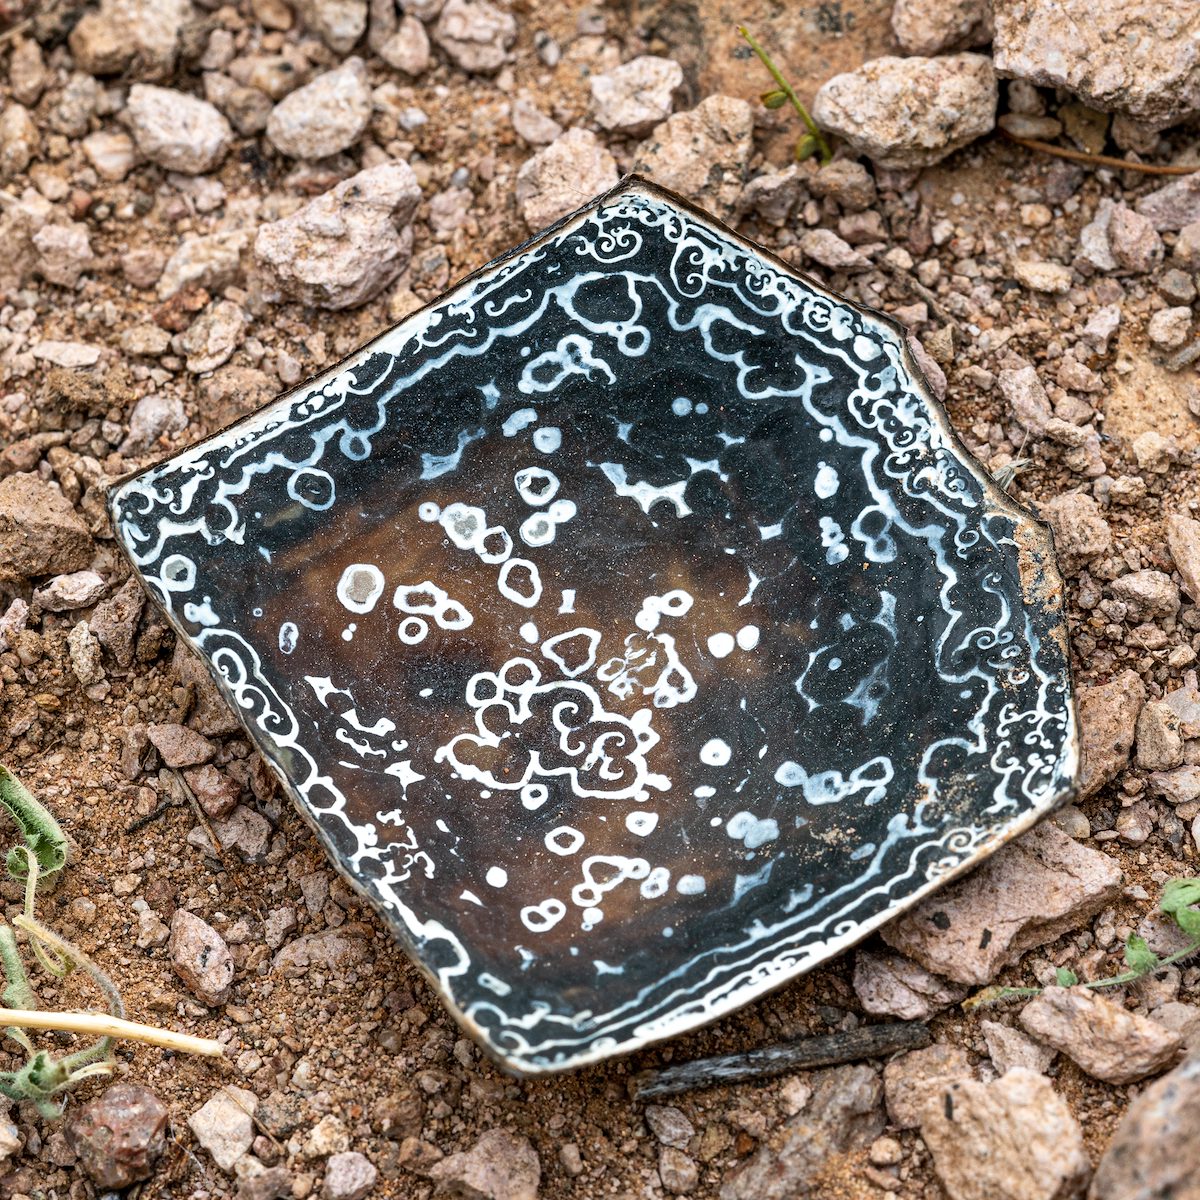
left=148, top=722, right=216, bottom=767
left=65, top=1083, right=169, bottom=1189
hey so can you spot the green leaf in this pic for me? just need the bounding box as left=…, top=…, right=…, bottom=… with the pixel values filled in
left=794, top=133, right=818, bottom=163
left=1161, top=878, right=1200, bottom=939
left=1055, top=967, right=1078, bottom=987
left=0, top=766, right=66, bottom=884
left=760, top=88, right=788, bottom=110
left=1123, top=933, right=1159, bottom=975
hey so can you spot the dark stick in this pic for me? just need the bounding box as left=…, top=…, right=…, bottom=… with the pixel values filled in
left=632, top=1021, right=930, bottom=1101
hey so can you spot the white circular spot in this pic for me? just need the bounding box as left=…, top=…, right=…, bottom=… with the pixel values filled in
left=707, top=632, right=735, bottom=659
left=485, top=866, right=508, bottom=888
left=625, top=811, right=659, bottom=836
left=519, top=621, right=539, bottom=644
left=336, top=563, right=385, bottom=614
left=640, top=867, right=670, bottom=898
left=278, top=622, right=298, bottom=654
left=677, top=874, right=706, bottom=895
left=341, top=625, right=354, bottom=641
left=814, top=462, right=840, bottom=499
left=532, top=426, right=562, bottom=453
left=819, top=428, right=833, bottom=442
left=828, top=657, right=842, bottom=671
left=287, top=467, right=335, bottom=511
left=397, top=616, right=428, bottom=644
left=514, top=466, right=559, bottom=506
left=546, top=826, right=584, bottom=855
left=736, top=625, right=760, bottom=651
left=582, top=906, right=603, bottom=926
left=696, top=402, right=709, bottom=414
left=521, top=898, right=566, bottom=932
left=671, top=396, right=692, bottom=416
left=418, top=501, right=440, bottom=522
left=700, top=738, right=732, bottom=766
left=521, top=783, right=549, bottom=811
left=161, top=554, right=196, bottom=591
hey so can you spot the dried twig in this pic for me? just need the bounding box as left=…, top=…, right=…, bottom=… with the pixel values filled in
left=631, top=1020, right=930, bottom=1100
left=0, top=1007, right=225, bottom=1057
left=999, top=129, right=1200, bottom=176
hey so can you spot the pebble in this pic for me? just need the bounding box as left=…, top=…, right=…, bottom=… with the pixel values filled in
left=1137, top=700, right=1184, bottom=771
left=852, top=946, right=967, bottom=1019
left=631, top=94, right=753, bottom=220
left=800, top=228, right=870, bottom=271
left=1138, top=173, right=1200, bottom=231
left=31, top=340, right=101, bottom=367
left=305, top=1114, right=351, bottom=1158
left=379, top=14, right=430, bottom=76
left=883, top=1043, right=974, bottom=1129
left=427, top=1129, right=540, bottom=1200
left=918, top=1069, right=1089, bottom=1200
left=170, top=908, right=235, bottom=1005
left=658, top=1147, right=698, bottom=1194
left=515, top=127, right=618, bottom=230
left=1090, top=1056, right=1200, bottom=1199
left=806, top=159, right=877, bottom=211
left=1020, top=987, right=1183, bottom=1084
left=0, top=103, right=39, bottom=181
left=1132, top=429, right=1180, bottom=474
left=997, top=112, right=1063, bottom=140
left=68, top=0, right=193, bottom=80
left=980, top=1020, right=1057, bottom=1075
left=1167, top=513, right=1200, bottom=603
left=433, top=0, right=517, bottom=74
left=32, top=221, right=94, bottom=287
left=181, top=299, right=247, bottom=373
left=268, top=58, right=373, bottom=159
left=189, top=1086, right=258, bottom=1172
left=891, top=0, right=992, bottom=55
left=254, top=161, right=422, bottom=309
left=510, top=96, right=562, bottom=146
left=215, top=803, right=273, bottom=859
left=1108, top=203, right=1164, bottom=272
left=880, top=823, right=1123, bottom=984
left=1013, top=258, right=1073, bottom=294
left=273, top=927, right=370, bottom=976
left=1111, top=569, right=1180, bottom=620
left=997, top=357, right=1052, bottom=435
left=240, top=1164, right=295, bottom=1200
left=1080, top=672, right=1142, bottom=801
left=323, top=1151, right=378, bottom=1200
left=645, top=1105, right=694, bottom=1149
left=65, top=1084, right=169, bottom=1189
left=1040, top=491, right=1111, bottom=560
left=9, top=39, right=48, bottom=107
left=590, top=55, right=683, bottom=136
left=1148, top=305, right=1193, bottom=350
left=0, top=472, right=94, bottom=580
left=126, top=84, right=234, bottom=175
left=121, top=392, right=188, bottom=451
left=158, top=229, right=251, bottom=300
left=994, top=2, right=1200, bottom=129
left=88, top=576, right=144, bottom=666
left=69, top=620, right=106, bottom=690
left=33, top=569, right=106, bottom=611
left=721, top=1064, right=884, bottom=1199
left=183, top=763, right=240, bottom=818
left=811, top=53, right=996, bottom=168
left=81, top=129, right=136, bottom=181
left=294, top=0, right=368, bottom=53
left=147, top=721, right=215, bottom=766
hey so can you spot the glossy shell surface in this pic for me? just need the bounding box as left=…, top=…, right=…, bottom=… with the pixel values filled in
left=110, top=180, right=1077, bottom=1073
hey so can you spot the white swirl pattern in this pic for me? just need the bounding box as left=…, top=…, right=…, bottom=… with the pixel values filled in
left=108, top=181, right=1078, bottom=1074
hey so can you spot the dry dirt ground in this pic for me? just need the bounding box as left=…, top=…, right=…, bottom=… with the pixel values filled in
left=2, top=0, right=1200, bottom=1198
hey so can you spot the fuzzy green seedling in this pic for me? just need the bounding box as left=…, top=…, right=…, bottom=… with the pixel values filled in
left=964, top=876, right=1200, bottom=1011
left=738, top=26, right=833, bottom=166
left=0, top=766, right=222, bottom=1118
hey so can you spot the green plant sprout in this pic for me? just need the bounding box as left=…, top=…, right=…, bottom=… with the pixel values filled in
left=964, top=877, right=1200, bottom=1011
left=738, top=25, right=833, bottom=166
left=0, top=765, right=223, bottom=1117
